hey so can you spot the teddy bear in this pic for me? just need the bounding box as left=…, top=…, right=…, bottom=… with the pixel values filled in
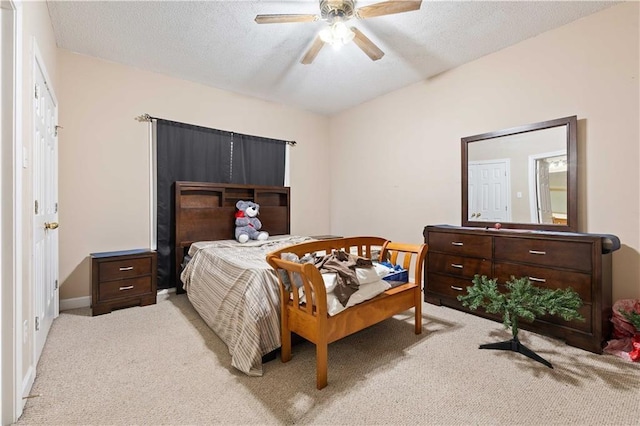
left=234, top=200, right=269, bottom=243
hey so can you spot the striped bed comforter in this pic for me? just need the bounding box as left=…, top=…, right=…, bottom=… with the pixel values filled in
left=180, top=235, right=312, bottom=376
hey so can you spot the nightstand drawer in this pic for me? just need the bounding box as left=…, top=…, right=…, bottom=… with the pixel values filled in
left=98, top=276, right=152, bottom=301
left=99, top=257, right=152, bottom=282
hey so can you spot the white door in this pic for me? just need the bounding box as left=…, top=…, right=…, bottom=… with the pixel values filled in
left=536, top=159, right=553, bottom=224
left=33, top=53, right=59, bottom=362
left=469, top=160, right=510, bottom=222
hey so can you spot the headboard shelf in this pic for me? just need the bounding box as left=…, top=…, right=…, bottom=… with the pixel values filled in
left=256, top=191, right=289, bottom=206
left=173, top=181, right=291, bottom=288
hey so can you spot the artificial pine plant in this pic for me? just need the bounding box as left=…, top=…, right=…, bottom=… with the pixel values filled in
left=458, top=274, right=584, bottom=368
left=620, top=309, right=640, bottom=332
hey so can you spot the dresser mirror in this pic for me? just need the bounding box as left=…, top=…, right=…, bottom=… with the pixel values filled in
left=461, top=115, right=577, bottom=232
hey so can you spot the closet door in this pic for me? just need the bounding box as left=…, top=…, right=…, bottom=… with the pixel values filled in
left=468, top=160, right=510, bottom=222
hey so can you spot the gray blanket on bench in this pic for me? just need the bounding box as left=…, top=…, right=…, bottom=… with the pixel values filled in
left=314, top=250, right=373, bottom=306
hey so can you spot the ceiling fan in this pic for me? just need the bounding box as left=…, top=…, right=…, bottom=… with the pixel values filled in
left=255, top=0, right=422, bottom=64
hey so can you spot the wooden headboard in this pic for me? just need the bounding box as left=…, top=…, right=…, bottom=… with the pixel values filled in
left=173, top=181, right=291, bottom=287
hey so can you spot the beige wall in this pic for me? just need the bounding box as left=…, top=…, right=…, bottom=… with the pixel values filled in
left=56, top=2, right=639, bottom=304
left=20, top=0, right=59, bottom=400
left=57, top=51, right=331, bottom=300
left=329, top=2, right=639, bottom=301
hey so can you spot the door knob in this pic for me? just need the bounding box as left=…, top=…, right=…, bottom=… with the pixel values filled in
left=44, top=222, right=59, bottom=230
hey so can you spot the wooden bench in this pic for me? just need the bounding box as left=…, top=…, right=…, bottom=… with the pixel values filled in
left=266, top=236, right=427, bottom=389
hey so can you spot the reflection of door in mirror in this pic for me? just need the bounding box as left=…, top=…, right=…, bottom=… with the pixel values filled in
left=468, top=160, right=511, bottom=222
left=528, top=152, right=567, bottom=224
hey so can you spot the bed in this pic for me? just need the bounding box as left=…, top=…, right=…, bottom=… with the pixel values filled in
left=175, top=182, right=427, bottom=385
left=266, top=237, right=427, bottom=389
left=174, top=181, right=296, bottom=375
left=181, top=235, right=313, bottom=375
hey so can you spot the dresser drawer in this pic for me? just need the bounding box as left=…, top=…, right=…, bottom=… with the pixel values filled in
left=427, top=273, right=474, bottom=299
left=427, top=232, right=492, bottom=258
left=537, top=304, right=592, bottom=333
left=99, top=257, right=152, bottom=282
left=494, top=262, right=591, bottom=302
left=98, top=276, right=152, bottom=301
left=494, top=238, right=592, bottom=272
left=429, top=252, right=491, bottom=279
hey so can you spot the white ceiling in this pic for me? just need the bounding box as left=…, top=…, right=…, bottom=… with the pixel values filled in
left=46, top=1, right=618, bottom=116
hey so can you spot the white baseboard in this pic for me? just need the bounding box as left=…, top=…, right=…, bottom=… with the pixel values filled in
left=21, top=365, right=34, bottom=403
left=59, top=296, right=91, bottom=311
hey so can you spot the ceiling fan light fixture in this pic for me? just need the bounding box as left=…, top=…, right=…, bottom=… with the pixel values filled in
left=319, top=21, right=355, bottom=46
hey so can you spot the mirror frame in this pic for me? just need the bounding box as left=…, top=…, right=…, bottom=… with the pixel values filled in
left=461, top=115, right=578, bottom=232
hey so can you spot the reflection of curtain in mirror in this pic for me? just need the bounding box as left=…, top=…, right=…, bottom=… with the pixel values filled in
left=536, top=160, right=553, bottom=224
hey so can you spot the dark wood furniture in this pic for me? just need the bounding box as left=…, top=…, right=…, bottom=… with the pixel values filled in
left=424, top=225, right=619, bottom=354
left=91, top=249, right=157, bottom=316
left=174, top=181, right=290, bottom=289
left=267, top=237, right=427, bottom=389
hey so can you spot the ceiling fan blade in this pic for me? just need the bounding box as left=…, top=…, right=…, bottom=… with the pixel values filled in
left=351, top=28, right=384, bottom=61
left=300, top=36, right=325, bottom=65
left=356, top=0, right=422, bottom=19
left=255, top=14, right=318, bottom=24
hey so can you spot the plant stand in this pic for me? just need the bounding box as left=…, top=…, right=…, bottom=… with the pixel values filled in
left=479, top=336, right=553, bottom=369
left=458, top=275, right=584, bottom=370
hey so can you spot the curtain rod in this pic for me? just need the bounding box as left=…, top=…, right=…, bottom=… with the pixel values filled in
left=135, top=113, right=297, bottom=146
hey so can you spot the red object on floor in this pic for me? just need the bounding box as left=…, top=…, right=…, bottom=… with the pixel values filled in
left=604, top=299, right=640, bottom=362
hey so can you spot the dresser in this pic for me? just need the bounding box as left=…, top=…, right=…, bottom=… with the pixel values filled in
left=91, top=249, right=157, bottom=316
left=423, top=225, right=619, bottom=353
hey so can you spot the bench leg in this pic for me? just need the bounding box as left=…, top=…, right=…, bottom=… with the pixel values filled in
left=316, top=342, right=328, bottom=389
left=281, top=330, right=292, bottom=363
left=414, top=288, right=422, bottom=335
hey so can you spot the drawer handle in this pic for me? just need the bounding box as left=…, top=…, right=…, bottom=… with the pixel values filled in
left=451, top=242, right=464, bottom=246
left=528, top=277, right=546, bottom=283
left=450, top=286, right=464, bottom=291
left=119, top=266, right=134, bottom=271
left=450, top=263, right=463, bottom=269
left=119, top=285, right=134, bottom=291
left=528, top=250, right=546, bottom=255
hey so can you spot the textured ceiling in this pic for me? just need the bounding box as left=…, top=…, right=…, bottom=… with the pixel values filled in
left=46, top=1, right=618, bottom=115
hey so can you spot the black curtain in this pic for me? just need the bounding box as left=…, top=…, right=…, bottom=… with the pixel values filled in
left=155, top=119, right=287, bottom=289
left=232, top=133, right=286, bottom=185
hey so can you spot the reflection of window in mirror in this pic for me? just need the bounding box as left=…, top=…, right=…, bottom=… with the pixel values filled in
left=529, top=152, right=567, bottom=224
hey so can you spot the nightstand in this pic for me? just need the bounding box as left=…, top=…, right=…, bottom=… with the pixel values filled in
left=91, top=249, right=157, bottom=316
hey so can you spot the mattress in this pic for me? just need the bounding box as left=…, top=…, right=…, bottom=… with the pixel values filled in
left=180, top=235, right=312, bottom=376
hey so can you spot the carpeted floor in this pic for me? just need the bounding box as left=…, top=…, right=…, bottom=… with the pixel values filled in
left=15, top=293, right=640, bottom=425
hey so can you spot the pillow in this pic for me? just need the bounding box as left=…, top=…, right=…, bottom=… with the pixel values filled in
left=326, top=293, right=347, bottom=316
left=296, top=272, right=390, bottom=317
left=356, top=258, right=396, bottom=284
left=356, top=266, right=381, bottom=285
left=326, top=279, right=391, bottom=316
left=299, top=272, right=338, bottom=307
left=373, top=262, right=395, bottom=278
left=345, top=279, right=391, bottom=308
left=278, top=252, right=316, bottom=290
